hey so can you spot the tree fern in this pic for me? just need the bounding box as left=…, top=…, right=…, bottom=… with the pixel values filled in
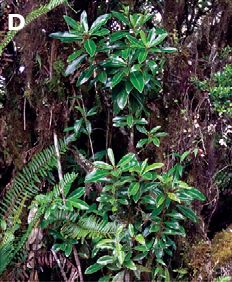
left=0, top=0, right=67, bottom=56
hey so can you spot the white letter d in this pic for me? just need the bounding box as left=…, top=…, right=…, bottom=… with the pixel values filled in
left=8, top=14, right=25, bottom=31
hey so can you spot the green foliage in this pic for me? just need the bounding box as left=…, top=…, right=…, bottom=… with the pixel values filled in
left=0, top=139, right=67, bottom=225
left=50, top=7, right=176, bottom=113
left=46, top=59, right=66, bottom=97
left=0, top=204, right=44, bottom=274
left=0, top=140, right=68, bottom=275
left=0, top=6, right=208, bottom=281
left=61, top=216, right=119, bottom=240
left=34, top=147, right=205, bottom=280
left=194, top=64, right=232, bottom=117
left=83, top=149, right=205, bottom=280
left=210, top=65, right=232, bottom=116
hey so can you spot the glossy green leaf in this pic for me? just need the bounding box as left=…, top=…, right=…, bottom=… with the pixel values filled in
left=96, top=239, right=114, bottom=249
left=76, top=65, right=94, bottom=86
left=92, top=28, right=110, bottom=36
left=148, top=29, right=168, bottom=47
left=64, top=244, right=72, bottom=257
left=127, top=35, right=144, bottom=48
left=136, top=138, right=148, bottom=148
left=156, top=194, right=165, bottom=207
left=94, top=161, right=113, bottom=170
left=138, top=49, right=148, bottom=64
left=128, top=182, right=140, bottom=196
left=67, top=198, right=89, bottom=210
left=180, top=150, right=190, bottom=163
left=67, top=49, right=84, bottom=63
left=90, top=14, right=110, bottom=33
left=117, top=153, right=136, bottom=168
left=115, top=243, right=125, bottom=265
left=164, top=228, right=185, bottom=237
left=124, top=260, right=137, bottom=270
left=177, top=205, right=198, bottom=223
left=84, top=39, right=96, bottom=57
left=152, top=137, right=160, bottom=147
left=166, top=211, right=185, bottom=220
left=80, top=10, right=88, bottom=32
left=111, top=71, right=125, bottom=88
left=112, top=11, right=130, bottom=25
left=140, top=30, right=147, bottom=45
left=185, top=188, right=206, bottom=201
left=107, top=148, right=115, bottom=166
left=85, top=263, right=103, bottom=274
left=116, top=89, right=129, bottom=109
left=85, top=170, right=109, bottom=183
left=65, top=54, right=86, bottom=76
left=68, top=187, right=85, bottom=199
left=63, top=16, right=80, bottom=30
left=128, top=224, right=135, bottom=237
left=135, top=234, right=146, bottom=245
left=161, top=47, right=177, bottom=53
left=109, top=31, right=128, bottom=42
left=130, top=71, right=144, bottom=93
left=167, top=192, right=181, bottom=203
left=150, top=224, right=160, bottom=233
left=141, top=195, right=156, bottom=205
left=144, top=163, right=164, bottom=173
left=49, top=32, right=81, bottom=42
left=97, top=255, right=114, bottom=265
left=98, top=71, right=107, bottom=83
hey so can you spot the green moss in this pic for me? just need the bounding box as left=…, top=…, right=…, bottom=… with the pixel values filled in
left=212, top=226, right=232, bottom=267
left=46, top=59, right=66, bottom=98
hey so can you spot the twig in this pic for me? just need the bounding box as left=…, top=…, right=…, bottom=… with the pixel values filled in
left=23, top=97, right=26, bottom=131
left=54, top=131, right=63, bottom=181
left=53, top=132, right=66, bottom=204
left=70, top=147, right=94, bottom=173
left=51, top=250, right=68, bottom=282
left=73, top=246, right=83, bottom=282
left=79, top=94, right=95, bottom=160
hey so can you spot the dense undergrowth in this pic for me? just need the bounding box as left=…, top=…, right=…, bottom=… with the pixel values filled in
left=0, top=0, right=231, bottom=281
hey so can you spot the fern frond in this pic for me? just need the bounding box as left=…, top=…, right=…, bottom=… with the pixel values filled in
left=0, top=0, right=67, bottom=56
left=53, top=172, right=78, bottom=198
left=0, top=206, right=44, bottom=275
left=0, top=139, right=67, bottom=226
left=0, top=171, right=78, bottom=273
left=61, top=215, right=119, bottom=240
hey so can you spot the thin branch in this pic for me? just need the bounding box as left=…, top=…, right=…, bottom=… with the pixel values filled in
left=70, top=147, right=94, bottom=173
left=53, top=132, right=66, bottom=204
left=51, top=250, right=68, bottom=282
left=73, top=246, right=83, bottom=282
left=23, top=97, right=26, bottom=131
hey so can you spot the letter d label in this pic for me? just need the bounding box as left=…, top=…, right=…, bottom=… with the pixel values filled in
left=8, top=14, right=25, bottom=31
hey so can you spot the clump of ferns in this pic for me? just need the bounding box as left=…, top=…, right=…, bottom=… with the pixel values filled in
left=0, top=140, right=69, bottom=275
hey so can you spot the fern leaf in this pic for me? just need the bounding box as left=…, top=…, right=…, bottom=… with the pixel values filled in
left=0, top=140, right=67, bottom=226
left=61, top=215, right=119, bottom=240
left=0, top=0, right=67, bottom=56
